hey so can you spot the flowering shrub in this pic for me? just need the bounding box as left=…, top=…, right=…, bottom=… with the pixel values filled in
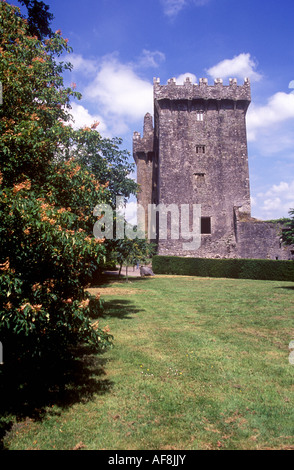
left=0, top=159, right=113, bottom=361
left=0, top=2, right=113, bottom=362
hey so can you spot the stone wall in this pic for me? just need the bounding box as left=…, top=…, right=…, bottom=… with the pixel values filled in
left=133, top=76, right=293, bottom=260
left=235, top=212, right=291, bottom=260
left=153, top=77, right=251, bottom=258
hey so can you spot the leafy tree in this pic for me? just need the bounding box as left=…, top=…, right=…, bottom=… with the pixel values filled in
left=60, top=125, right=138, bottom=207
left=17, top=0, right=54, bottom=39
left=0, top=1, right=113, bottom=363
left=282, top=209, right=294, bottom=247
left=115, top=234, right=156, bottom=281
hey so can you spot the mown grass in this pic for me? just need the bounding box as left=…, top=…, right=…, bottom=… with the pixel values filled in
left=2, top=275, right=294, bottom=450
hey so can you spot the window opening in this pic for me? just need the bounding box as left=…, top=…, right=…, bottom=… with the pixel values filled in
left=196, top=145, right=205, bottom=154
left=201, top=217, right=211, bottom=234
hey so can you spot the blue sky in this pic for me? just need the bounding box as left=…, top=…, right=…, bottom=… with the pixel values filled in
left=16, top=0, right=294, bottom=221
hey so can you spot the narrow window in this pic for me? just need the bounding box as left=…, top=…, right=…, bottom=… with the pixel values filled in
left=196, top=145, right=205, bottom=154
left=201, top=217, right=211, bottom=234
left=196, top=111, right=204, bottom=121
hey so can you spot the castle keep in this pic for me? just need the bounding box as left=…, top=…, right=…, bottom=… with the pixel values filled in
left=133, top=76, right=291, bottom=260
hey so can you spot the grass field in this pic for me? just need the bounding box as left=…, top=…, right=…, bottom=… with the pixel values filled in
left=3, top=275, right=294, bottom=450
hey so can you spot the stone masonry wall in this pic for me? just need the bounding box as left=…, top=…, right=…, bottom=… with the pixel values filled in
left=153, top=77, right=251, bottom=258
left=133, top=76, right=293, bottom=260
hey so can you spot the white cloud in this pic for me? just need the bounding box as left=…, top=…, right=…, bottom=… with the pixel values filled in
left=84, top=54, right=153, bottom=123
left=69, top=102, right=107, bottom=132
left=175, top=72, right=197, bottom=84
left=64, top=52, right=158, bottom=136
left=206, top=53, right=262, bottom=82
left=289, top=80, right=294, bottom=93
left=161, top=0, right=210, bottom=17
left=253, top=180, right=294, bottom=219
left=137, top=49, right=166, bottom=68
left=247, top=91, right=294, bottom=142
left=250, top=196, right=257, bottom=207
left=161, top=0, right=187, bottom=17
left=66, top=53, right=97, bottom=76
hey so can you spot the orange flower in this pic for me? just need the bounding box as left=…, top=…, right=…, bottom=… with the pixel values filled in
left=13, top=179, right=31, bottom=194
left=94, top=238, right=105, bottom=244
left=79, top=299, right=90, bottom=309
left=0, top=259, right=10, bottom=271
left=32, top=283, right=41, bottom=292
left=33, top=304, right=42, bottom=312
left=32, top=57, right=46, bottom=63
left=19, top=303, right=31, bottom=312
left=91, top=121, right=100, bottom=129
left=30, top=113, right=40, bottom=121
left=92, top=320, right=99, bottom=331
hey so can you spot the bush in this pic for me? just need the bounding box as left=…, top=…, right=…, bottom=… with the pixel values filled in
left=0, top=2, right=113, bottom=364
left=152, top=256, right=294, bottom=282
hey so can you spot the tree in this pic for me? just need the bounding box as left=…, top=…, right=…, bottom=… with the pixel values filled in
left=17, top=0, right=54, bottom=39
left=0, top=1, right=113, bottom=363
left=60, top=125, right=138, bottom=208
left=115, top=235, right=156, bottom=281
left=282, top=209, right=294, bottom=247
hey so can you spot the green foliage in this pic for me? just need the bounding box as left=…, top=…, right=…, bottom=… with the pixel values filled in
left=282, top=209, right=294, bottom=247
left=0, top=1, right=113, bottom=362
left=115, top=236, right=156, bottom=273
left=17, top=0, right=54, bottom=39
left=60, top=125, right=138, bottom=207
left=152, top=255, right=294, bottom=281
left=0, top=4, right=79, bottom=186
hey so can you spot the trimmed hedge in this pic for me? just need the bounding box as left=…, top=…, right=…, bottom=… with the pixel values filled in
left=152, top=255, right=294, bottom=282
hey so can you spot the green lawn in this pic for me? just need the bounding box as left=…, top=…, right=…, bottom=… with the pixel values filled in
left=3, top=275, right=294, bottom=450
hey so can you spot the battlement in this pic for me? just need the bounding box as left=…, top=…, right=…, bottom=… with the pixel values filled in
left=153, top=76, right=251, bottom=103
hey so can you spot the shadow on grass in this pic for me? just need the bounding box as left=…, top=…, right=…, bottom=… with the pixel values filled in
left=0, top=290, right=144, bottom=449
left=0, top=345, right=113, bottom=450
left=99, top=298, right=143, bottom=320
left=89, top=270, right=154, bottom=289
left=275, top=285, right=294, bottom=290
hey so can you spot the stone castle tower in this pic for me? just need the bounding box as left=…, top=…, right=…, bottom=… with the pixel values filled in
left=133, top=76, right=291, bottom=260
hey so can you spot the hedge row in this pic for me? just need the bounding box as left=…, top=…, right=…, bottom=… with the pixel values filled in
left=152, top=255, right=294, bottom=282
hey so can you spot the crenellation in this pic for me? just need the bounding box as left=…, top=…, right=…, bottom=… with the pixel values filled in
left=153, top=76, right=251, bottom=104
left=229, top=78, right=237, bottom=86
left=199, top=78, right=208, bottom=86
